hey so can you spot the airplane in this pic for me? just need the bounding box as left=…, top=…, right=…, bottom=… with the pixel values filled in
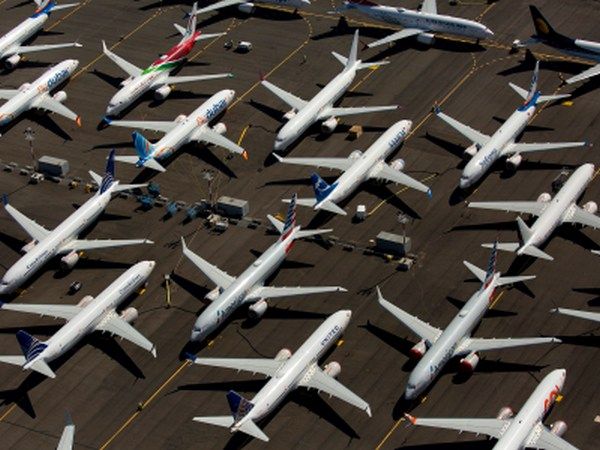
left=513, top=6, right=600, bottom=85
left=104, top=89, right=247, bottom=172
left=262, top=30, right=398, bottom=151
left=0, top=261, right=157, bottom=378
left=434, top=61, right=587, bottom=189
left=0, top=59, right=81, bottom=131
left=469, top=163, right=600, bottom=261
left=0, top=150, right=153, bottom=295
left=0, top=0, right=81, bottom=70
left=102, top=2, right=232, bottom=117
left=405, top=369, right=578, bottom=450
left=376, top=243, right=560, bottom=400
left=189, top=310, right=371, bottom=442
left=273, top=119, right=432, bottom=216
left=552, top=307, right=600, bottom=325
left=335, top=0, right=494, bottom=49
left=180, top=194, right=346, bottom=342
left=57, top=412, right=74, bottom=450
left=192, top=0, right=310, bottom=16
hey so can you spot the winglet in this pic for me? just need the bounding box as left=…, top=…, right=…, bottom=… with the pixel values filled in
left=426, top=188, right=432, bottom=199
left=2, top=194, right=7, bottom=206
left=433, top=105, right=441, bottom=115
left=184, top=351, right=197, bottom=362
left=75, top=116, right=82, bottom=127
left=404, top=413, right=417, bottom=425
left=241, top=150, right=249, bottom=161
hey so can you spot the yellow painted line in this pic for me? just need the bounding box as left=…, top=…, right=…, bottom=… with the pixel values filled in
left=475, top=1, right=496, bottom=21
left=336, top=339, right=344, bottom=347
left=592, top=167, right=600, bottom=182
left=374, top=417, right=405, bottom=450
left=368, top=173, right=438, bottom=216
left=45, top=0, right=91, bottom=32
left=138, top=288, right=146, bottom=296
left=489, top=291, right=504, bottom=309
left=237, top=124, right=250, bottom=146
left=98, top=411, right=141, bottom=450
left=349, top=65, right=380, bottom=92
left=0, top=404, right=17, bottom=422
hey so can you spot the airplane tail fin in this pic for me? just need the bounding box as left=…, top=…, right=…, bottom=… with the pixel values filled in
left=186, top=2, right=198, bottom=36
left=132, top=131, right=153, bottom=160
left=527, top=60, right=539, bottom=101
left=226, top=390, right=255, bottom=422
left=346, top=30, right=359, bottom=69
left=311, top=173, right=336, bottom=203
left=279, top=193, right=298, bottom=241
left=16, top=330, right=47, bottom=364
left=529, top=5, right=560, bottom=40
left=99, top=149, right=116, bottom=194
left=482, top=240, right=498, bottom=288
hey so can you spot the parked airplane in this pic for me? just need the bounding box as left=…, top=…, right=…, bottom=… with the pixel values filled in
left=57, top=412, right=74, bottom=450
left=104, top=89, right=247, bottom=172
left=181, top=194, right=345, bottom=342
left=0, top=151, right=152, bottom=295
left=0, top=0, right=81, bottom=70
left=193, top=0, right=310, bottom=15
left=262, top=30, right=398, bottom=151
left=469, top=163, right=600, bottom=261
left=0, top=59, right=81, bottom=131
left=102, top=2, right=231, bottom=116
left=0, top=261, right=157, bottom=378
left=274, top=120, right=431, bottom=216
left=435, top=61, right=587, bottom=189
left=552, top=307, right=600, bottom=325
left=377, top=243, right=559, bottom=400
left=513, top=6, right=600, bottom=85
left=189, top=310, right=371, bottom=441
left=406, top=369, right=578, bottom=450
left=337, top=0, right=494, bottom=49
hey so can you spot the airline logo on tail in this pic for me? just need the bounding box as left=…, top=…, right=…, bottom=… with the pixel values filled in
left=16, top=330, right=47, bottom=363
left=483, top=241, right=498, bottom=289
left=100, top=149, right=116, bottom=194
left=280, top=193, right=297, bottom=243
left=227, top=390, right=254, bottom=422
left=311, top=173, right=337, bottom=203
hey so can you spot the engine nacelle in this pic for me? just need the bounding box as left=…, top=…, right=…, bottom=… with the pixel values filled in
left=390, top=158, right=405, bottom=172
left=154, top=85, right=172, bottom=101
left=119, top=76, right=134, bottom=87
left=212, top=122, right=227, bottom=135
left=409, top=340, right=427, bottom=359
left=459, top=352, right=480, bottom=373
left=53, top=91, right=67, bottom=103
left=275, top=348, right=292, bottom=361
left=550, top=420, right=567, bottom=437
left=5, top=54, right=21, bottom=69
left=583, top=201, right=598, bottom=215
left=321, top=116, right=339, bottom=134
left=120, top=307, right=139, bottom=323
left=205, top=286, right=222, bottom=301
left=60, top=251, right=79, bottom=270
left=324, top=361, right=341, bottom=378
left=77, top=295, right=94, bottom=308
left=21, top=240, right=37, bottom=254
left=463, top=144, right=478, bottom=159
left=496, top=406, right=514, bottom=420
left=175, top=114, right=187, bottom=123
left=283, top=109, right=296, bottom=121
left=237, top=2, right=256, bottom=13
left=416, top=32, right=435, bottom=46
left=19, top=82, right=31, bottom=92
left=537, top=192, right=552, bottom=203
left=506, top=153, right=523, bottom=170
left=349, top=150, right=363, bottom=160
left=248, top=299, right=267, bottom=320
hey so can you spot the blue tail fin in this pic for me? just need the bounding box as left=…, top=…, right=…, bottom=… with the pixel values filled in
left=226, top=390, right=254, bottom=421
left=311, top=173, right=335, bottom=203
left=483, top=241, right=498, bottom=288
left=100, top=149, right=116, bottom=194
left=16, top=330, right=47, bottom=363
left=280, top=193, right=297, bottom=240
left=132, top=131, right=153, bottom=160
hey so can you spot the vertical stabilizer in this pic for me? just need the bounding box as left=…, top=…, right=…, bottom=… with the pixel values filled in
left=311, top=173, right=336, bottom=203
left=132, top=131, right=153, bottom=161
left=100, top=149, right=116, bottom=193
left=16, top=330, right=47, bottom=363
left=280, top=193, right=297, bottom=240
left=346, top=30, right=359, bottom=69
left=226, top=390, right=255, bottom=422
left=483, top=241, right=498, bottom=288
left=527, top=61, right=540, bottom=102
left=186, top=2, right=198, bottom=36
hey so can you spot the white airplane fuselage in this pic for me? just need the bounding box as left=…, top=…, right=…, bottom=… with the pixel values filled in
left=233, top=310, right=351, bottom=429
left=0, top=12, right=49, bottom=59
left=107, top=71, right=166, bottom=116
left=405, top=276, right=497, bottom=399
left=22, top=261, right=154, bottom=369
left=0, top=59, right=78, bottom=126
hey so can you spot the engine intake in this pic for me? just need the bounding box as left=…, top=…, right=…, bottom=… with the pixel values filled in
left=459, top=352, right=480, bottom=373
left=205, top=287, right=223, bottom=301
left=537, top=192, right=551, bottom=203
left=248, top=299, right=267, bottom=320
left=21, top=240, right=37, bottom=254
left=321, top=117, right=339, bottom=134
left=583, top=201, right=598, bottom=215
left=53, top=91, right=67, bottom=103
left=496, top=406, right=514, bottom=420
left=237, top=2, right=255, bottom=13
left=212, top=122, right=227, bottom=135
left=390, top=158, right=405, bottom=172
left=349, top=150, right=362, bottom=160
left=5, top=54, right=22, bottom=70
left=550, top=420, right=567, bottom=437
left=77, top=295, right=94, bottom=308
left=410, top=340, right=427, bottom=360
left=416, top=33, right=435, bottom=45
left=120, top=307, right=139, bottom=323
left=175, top=114, right=187, bottom=123
left=324, top=361, right=341, bottom=378
left=283, top=109, right=296, bottom=121
left=275, top=348, right=292, bottom=361
left=463, top=144, right=478, bottom=159
left=154, top=85, right=172, bottom=101
left=506, top=154, right=523, bottom=170
left=60, top=251, right=80, bottom=270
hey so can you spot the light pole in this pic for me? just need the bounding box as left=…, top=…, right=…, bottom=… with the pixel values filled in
left=24, top=127, right=36, bottom=170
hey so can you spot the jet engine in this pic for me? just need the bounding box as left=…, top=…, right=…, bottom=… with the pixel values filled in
left=537, top=192, right=552, bottom=203
left=120, top=76, right=134, bottom=87
left=583, top=201, right=598, bottom=214
left=175, top=114, right=187, bottom=123
left=506, top=154, right=523, bottom=170
left=321, top=117, right=339, bottom=134
left=120, top=307, right=139, bottom=323
left=53, top=91, right=67, bottom=103
left=237, top=2, right=256, bottom=13
left=275, top=348, right=292, bottom=361
left=390, top=158, right=405, bottom=172
left=550, top=420, right=567, bottom=437
left=283, top=109, right=296, bottom=121
left=324, top=361, right=341, bottom=378
left=19, top=82, right=31, bottom=91
left=5, top=54, right=21, bottom=70
left=409, top=340, right=427, bottom=359
left=416, top=33, right=435, bottom=46
left=77, top=295, right=94, bottom=308
left=459, top=352, right=480, bottom=373
left=21, top=240, right=37, bottom=254
left=349, top=150, right=362, bottom=159
left=463, top=143, right=478, bottom=158
left=496, top=406, right=514, bottom=420
left=248, top=299, right=267, bottom=319
left=60, top=251, right=79, bottom=270
left=212, top=122, right=227, bottom=135
left=204, top=286, right=222, bottom=301
left=154, top=85, right=172, bottom=101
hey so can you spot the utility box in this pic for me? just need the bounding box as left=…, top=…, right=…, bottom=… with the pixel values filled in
left=355, top=204, right=367, bottom=221
left=38, top=156, right=69, bottom=177
left=216, top=196, right=249, bottom=219
left=376, top=231, right=411, bottom=256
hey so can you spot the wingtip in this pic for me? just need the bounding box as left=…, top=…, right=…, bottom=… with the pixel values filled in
left=180, top=236, right=187, bottom=249
left=2, top=193, right=8, bottom=206
left=241, top=150, right=249, bottom=160
left=103, top=116, right=112, bottom=125
left=426, top=188, right=432, bottom=198
left=75, top=116, right=82, bottom=127
left=433, top=104, right=441, bottom=115
left=365, top=406, right=372, bottom=417
left=184, top=352, right=197, bottom=363
left=404, top=413, right=417, bottom=425
left=272, top=152, right=283, bottom=162
left=151, top=346, right=157, bottom=358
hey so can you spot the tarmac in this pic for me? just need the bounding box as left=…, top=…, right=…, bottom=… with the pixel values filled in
left=0, top=0, right=599, bottom=448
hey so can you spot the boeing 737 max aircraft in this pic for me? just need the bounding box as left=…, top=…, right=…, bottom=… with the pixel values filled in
left=193, top=0, right=310, bottom=16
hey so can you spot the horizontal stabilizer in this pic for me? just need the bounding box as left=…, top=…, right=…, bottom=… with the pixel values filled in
left=0, top=355, right=26, bottom=367
left=28, top=358, right=56, bottom=378
left=0, top=89, right=19, bottom=100
left=496, top=274, right=536, bottom=287
left=294, top=228, right=333, bottom=239
left=283, top=198, right=317, bottom=209
left=237, top=419, right=269, bottom=442
left=316, top=200, right=347, bottom=216
left=193, top=415, right=234, bottom=428
left=537, top=93, right=571, bottom=104
left=195, top=32, right=228, bottom=42
left=551, top=307, right=600, bottom=324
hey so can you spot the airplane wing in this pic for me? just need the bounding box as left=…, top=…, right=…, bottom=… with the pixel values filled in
left=195, top=0, right=244, bottom=15
left=406, top=414, right=509, bottom=439
left=105, top=118, right=177, bottom=134
left=420, top=0, right=437, bottom=14
left=273, top=153, right=354, bottom=172
left=455, top=337, right=560, bottom=355
left=367, top=28, right=424, bottom=49
left=10, top=42, right=82, bottom=56
left=376, top=287, right=442, bottom=344
left=468, top=200, right=546, bottom=216
left=0, top=302, right=81, bottom=321
left=193, top=127, right=248, bottom=158
left=246, top=285, right=346, bottom=301
left=57, top=412, right=75, bottom=450
left=181, top=237, right=236, bottom=289
left=562, top=205, right=600, bottom=229
left=0, top=89, right=20, bottom=100
left=190, top=356, right=282, bottom=377
left=3, top=203, right=51, bottom=241
left=434, top=108, right=490, bottom=146
left=318, top=105, right=398, bottom=120
left=552, top=307, right=600, bottom=324
left=299, top=364, right=371, bottom=416
left=33, top=96, right=80, bottom=123
left=95, top=314, right=156, bottom=356
left=527, top=422, right=580, bottom=450
left=502, top=141, right=587, bottom=155
left=368, top=163, right=431, bottom=194
left=102, top=40, right=142, bottom=77
left=566, top=63, right=600, bottom=85
left=59, top=238, right=152, bottom=253
left=261, top=80, right=307, bottom=110
left=162, top=73, right=233, bottom=85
